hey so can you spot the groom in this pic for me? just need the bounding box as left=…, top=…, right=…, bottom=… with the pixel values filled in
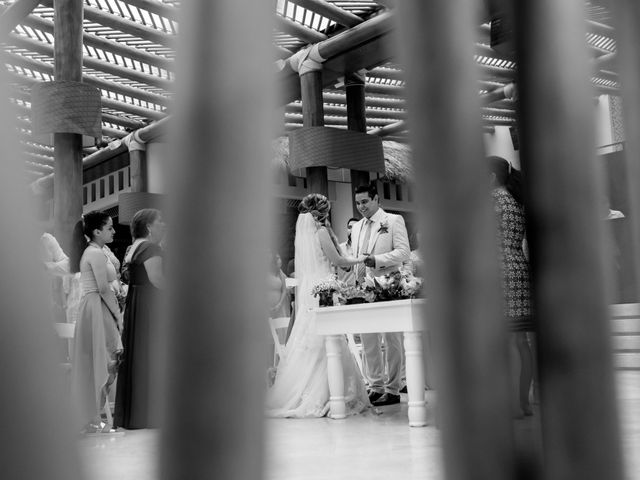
left=352, top=184, right=410, bottom=406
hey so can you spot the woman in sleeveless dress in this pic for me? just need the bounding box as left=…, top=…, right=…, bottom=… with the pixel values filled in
left=115, top=208, right=166, bottom=429
left=69, top=211, right=123, bottom=433
left=265, top=193, right=370, bottom=418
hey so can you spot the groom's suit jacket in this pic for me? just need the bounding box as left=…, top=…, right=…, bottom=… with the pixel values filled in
left=352, top=207, right=410, bottom=277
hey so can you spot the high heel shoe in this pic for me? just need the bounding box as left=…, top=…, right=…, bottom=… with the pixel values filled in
left=521, top=404, right=533, bottom=416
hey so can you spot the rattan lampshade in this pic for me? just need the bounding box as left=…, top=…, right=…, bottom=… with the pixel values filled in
left=288, top=126, right=385, bottom=172
left=31, top=81, right=102, bottom=138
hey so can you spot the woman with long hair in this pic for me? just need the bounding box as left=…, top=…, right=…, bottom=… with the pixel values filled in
left=488, top=156, right=534, bottom=418
left=265, top=193, right=370, bottom=418
left=69, top=211, right=123, bottom=433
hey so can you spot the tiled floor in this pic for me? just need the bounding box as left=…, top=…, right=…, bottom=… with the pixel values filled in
left=78, top=372, right=640, bottom=480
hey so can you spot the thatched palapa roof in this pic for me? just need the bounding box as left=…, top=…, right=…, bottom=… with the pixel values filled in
left=271, top=136, right=412, bottom=183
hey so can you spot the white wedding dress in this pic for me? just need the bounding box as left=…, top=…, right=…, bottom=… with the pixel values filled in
left=265, top=213, right=370, bottom=418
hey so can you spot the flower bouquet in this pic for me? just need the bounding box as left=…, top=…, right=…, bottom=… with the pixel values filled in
left=311, top=275, right=345, bottom=307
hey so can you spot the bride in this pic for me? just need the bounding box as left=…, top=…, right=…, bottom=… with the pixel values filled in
left=266, top=193, right=370, bottom=418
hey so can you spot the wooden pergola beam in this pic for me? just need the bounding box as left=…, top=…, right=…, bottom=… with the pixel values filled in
left=121, top=0, right=178, bottom=22
left=365, top=82, right=404, bottom=96
left=288, top=0, right=363, bottom=28
left=23, top=150, right=53, bottom=165
left=4, top=52, right=170, bottom=107
left=368, top=66, right=403, bottom=81
left=21, top=13, right=174, bottom=71
left=274, top=13, right=328, bottom=44
left=8, top=32, right=172, bottom=89
left=323, top=90, right=406, bottom=108
left=83, top=4, right=174, bottom=47
left=285, top=112, right=397, bottom=127
left=6, top=69, right=165, bottom=121
left=0, top=0, right=42, bottom=37
left=100, top=111, right=147, bottom=130
left=367, top=119, right=407, bottom=137
left=24, top=158, right=54, bottom=172
left=286, top=101, right=406, bottom=120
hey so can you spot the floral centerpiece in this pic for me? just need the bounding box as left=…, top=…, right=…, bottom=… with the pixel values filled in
left=311, top=275, right=345, bottom=307
left=362, top=269, right=423, bottom=303
left=312, top=270, right=424, bottom=307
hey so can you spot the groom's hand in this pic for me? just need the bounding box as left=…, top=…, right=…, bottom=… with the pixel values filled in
left=364, top=255, right=376, bottom=268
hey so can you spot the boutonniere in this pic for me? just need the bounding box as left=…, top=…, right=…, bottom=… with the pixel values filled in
left=378, top=221, right=389, bottom=234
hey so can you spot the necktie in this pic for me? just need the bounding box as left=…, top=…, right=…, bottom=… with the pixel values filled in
left=356, top=219, right=372, bottom=285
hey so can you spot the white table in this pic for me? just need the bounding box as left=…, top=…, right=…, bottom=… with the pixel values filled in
left=310, top=298, right=428, bottom=427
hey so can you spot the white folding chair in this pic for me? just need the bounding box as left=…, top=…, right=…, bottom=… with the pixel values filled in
left=346, top=333, right=364, bottom=376
left=268, top=316, right=290, bottom=367
left=54, top=322, right=75, bottom=373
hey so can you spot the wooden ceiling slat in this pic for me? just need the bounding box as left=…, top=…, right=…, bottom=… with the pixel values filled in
left=83, top=4, right=174, bottom=47
left=4, top=51, right=169, bottom=106
left=121, top=0, right=179, bottom=21
left=21, top=10, right=173, bottom=70
left=6, top=68, right=167, bottom=120
left=0, top=0, right=41, bottom=37
left=8, top=33, right=172, bottom=89
left=274, top=13, right=328, bottom=44
left=289, top=0, right=363, bottom=28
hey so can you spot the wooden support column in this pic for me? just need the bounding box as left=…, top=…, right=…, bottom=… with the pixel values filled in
left=611, top=3, right=640, bottom=302
left=397, top=2, right=515, bottom=479
left=301, top=70, right=328, bottom=196
left=513, top=1, right=624, bottom=479
left=53, top=0, right=83, bottom=252
left=346, top=71, right=371, bottom=215
left=127, top=135, right=147, bottom=193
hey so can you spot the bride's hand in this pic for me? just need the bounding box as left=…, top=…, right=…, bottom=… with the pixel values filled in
left=354, top=255, right=368, bottom=264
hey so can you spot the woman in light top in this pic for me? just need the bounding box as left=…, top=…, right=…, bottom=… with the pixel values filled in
left=69, top=211, right=123, bottom=433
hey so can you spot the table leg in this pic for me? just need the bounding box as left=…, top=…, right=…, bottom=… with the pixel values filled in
left=403, top=331, right=427, bottom=427
left=325, top=334, right=346, bottom=419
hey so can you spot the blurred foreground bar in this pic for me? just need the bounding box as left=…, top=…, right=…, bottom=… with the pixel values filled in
left=397, top=1, right=515, bottom=479
left=513, top=0, right=624, bottom=479
left=159, top=1, right=273, bottom=479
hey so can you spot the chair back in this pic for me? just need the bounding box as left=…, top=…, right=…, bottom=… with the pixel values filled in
left=268, top=316, right=290, bottom=366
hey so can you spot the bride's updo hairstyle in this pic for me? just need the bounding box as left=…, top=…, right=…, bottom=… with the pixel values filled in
left=298, top=193, right=330, bottom=224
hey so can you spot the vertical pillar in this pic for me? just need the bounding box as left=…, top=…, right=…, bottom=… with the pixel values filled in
left=127, top=134, right=147, bottom=193
left=159, top=1, right=272, bottom=479
left=0, top=50, right=83, bottom=480
left=300, top=70, right=328, bottom=196
left=513, top=1, right=624, bottom=479
left=53, top=0, right=83, bottom=252
left=611, top=3, right=640, bottom=302
left=346, top=70, right=371, bottom=215
left=397, top=2, right=515, bottom=479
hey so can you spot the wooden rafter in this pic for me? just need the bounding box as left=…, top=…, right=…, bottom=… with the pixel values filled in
left=4, top=52, right=170, bottom=107
left=8, top=33, right=172, bottom=89
left=20, top=13, right=173, bottom=71
left=120, top=0, right=178, bottom=22
left=0, top=0, right=42, bottom=38
left=288, top=0, right=363, bottom=28
left=274, top=14, right=328, bottom=44
left=83, top=4, right=174, bottom=47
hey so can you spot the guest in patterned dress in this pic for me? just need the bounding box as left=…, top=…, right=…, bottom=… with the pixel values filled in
left=488, top=156, right=534, bottom=418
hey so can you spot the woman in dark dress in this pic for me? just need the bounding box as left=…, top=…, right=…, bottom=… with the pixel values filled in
left=114, top=208, right=166, bottom=429
left=488, top=156, right=534, bottom=418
